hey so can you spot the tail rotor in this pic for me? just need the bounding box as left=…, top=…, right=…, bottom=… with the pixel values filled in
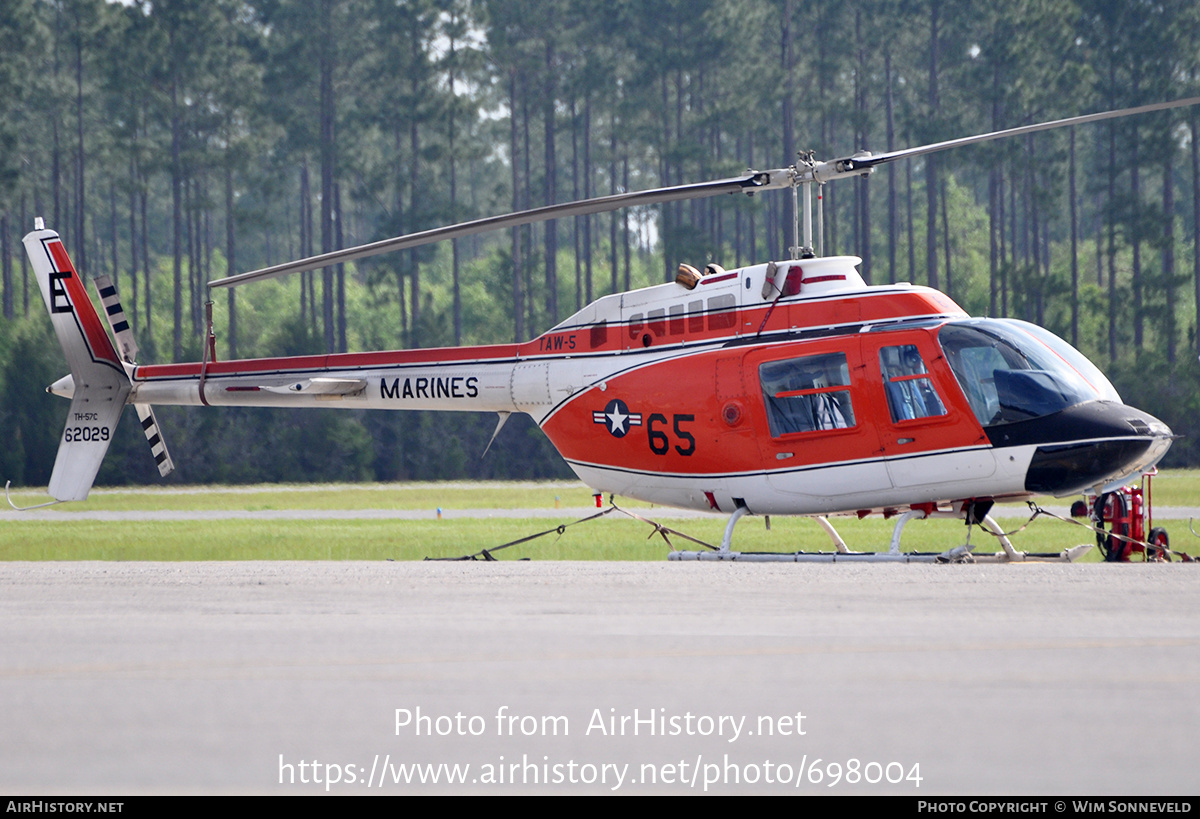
left=93, top=274, right=175, bottom=478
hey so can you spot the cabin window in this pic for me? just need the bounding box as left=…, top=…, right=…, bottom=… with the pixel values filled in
left=759, top=352, right=855, bottom=437
left=627, top=313, right=643, bottom=340
left=647, top=308, right=666, bottom=337
left=708, top=294, right=736, bottom=330
left=879, top=345, right=946, bottom=422
left=669, top=304, right=685, bottom=335
left=687, top=300, right=705, bottom=333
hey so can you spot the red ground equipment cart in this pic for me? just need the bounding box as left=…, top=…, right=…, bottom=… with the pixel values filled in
left=1070, top=468, right=1170, bottom=561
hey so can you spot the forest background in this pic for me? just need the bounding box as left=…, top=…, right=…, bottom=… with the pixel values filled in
left=1, top=0, right=1200, bottom=488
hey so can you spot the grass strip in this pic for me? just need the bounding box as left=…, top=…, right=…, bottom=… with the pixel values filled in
left=3, top=513, right=1194, bottom=561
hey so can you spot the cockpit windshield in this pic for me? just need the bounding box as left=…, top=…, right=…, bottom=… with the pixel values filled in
left=938, top=320, right=1120, bottom=427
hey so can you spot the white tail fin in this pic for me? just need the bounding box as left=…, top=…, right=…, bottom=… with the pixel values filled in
left=24, top=227, right=131, bottom=501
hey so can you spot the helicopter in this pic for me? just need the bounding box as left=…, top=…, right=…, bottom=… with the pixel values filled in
left=20, top=98, right=1197, bottom=562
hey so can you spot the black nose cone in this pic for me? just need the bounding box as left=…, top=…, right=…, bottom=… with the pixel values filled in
left=982, top=401, right=1171, bottom=496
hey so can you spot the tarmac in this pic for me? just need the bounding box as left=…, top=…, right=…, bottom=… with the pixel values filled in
left=1, top=560, right=1197, bottom=794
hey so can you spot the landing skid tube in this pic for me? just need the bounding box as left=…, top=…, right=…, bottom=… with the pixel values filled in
left=668, top=505, right=1094, bottom=563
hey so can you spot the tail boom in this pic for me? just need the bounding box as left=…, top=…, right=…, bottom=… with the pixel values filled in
left=129, top=354, right=523, bottom=414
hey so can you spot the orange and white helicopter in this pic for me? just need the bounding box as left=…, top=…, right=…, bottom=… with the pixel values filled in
left=21, top=99, right=1197, bottom=562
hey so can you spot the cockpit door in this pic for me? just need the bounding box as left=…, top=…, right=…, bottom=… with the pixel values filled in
left=863, top=330, right=994, bottom=489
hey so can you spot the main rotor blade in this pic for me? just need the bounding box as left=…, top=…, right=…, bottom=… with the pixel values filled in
left=209, top=171, right=780, bottom=288
left=213, top=96, right=1200, bottom=289
left=839, top=96, right=1200, bottom=174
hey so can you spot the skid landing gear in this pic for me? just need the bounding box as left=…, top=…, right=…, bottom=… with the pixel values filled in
left=668, top=501, right=1092, bottom=563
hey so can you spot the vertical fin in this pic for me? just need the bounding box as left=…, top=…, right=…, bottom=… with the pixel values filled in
left=23, top=227, right=130, bottom=501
